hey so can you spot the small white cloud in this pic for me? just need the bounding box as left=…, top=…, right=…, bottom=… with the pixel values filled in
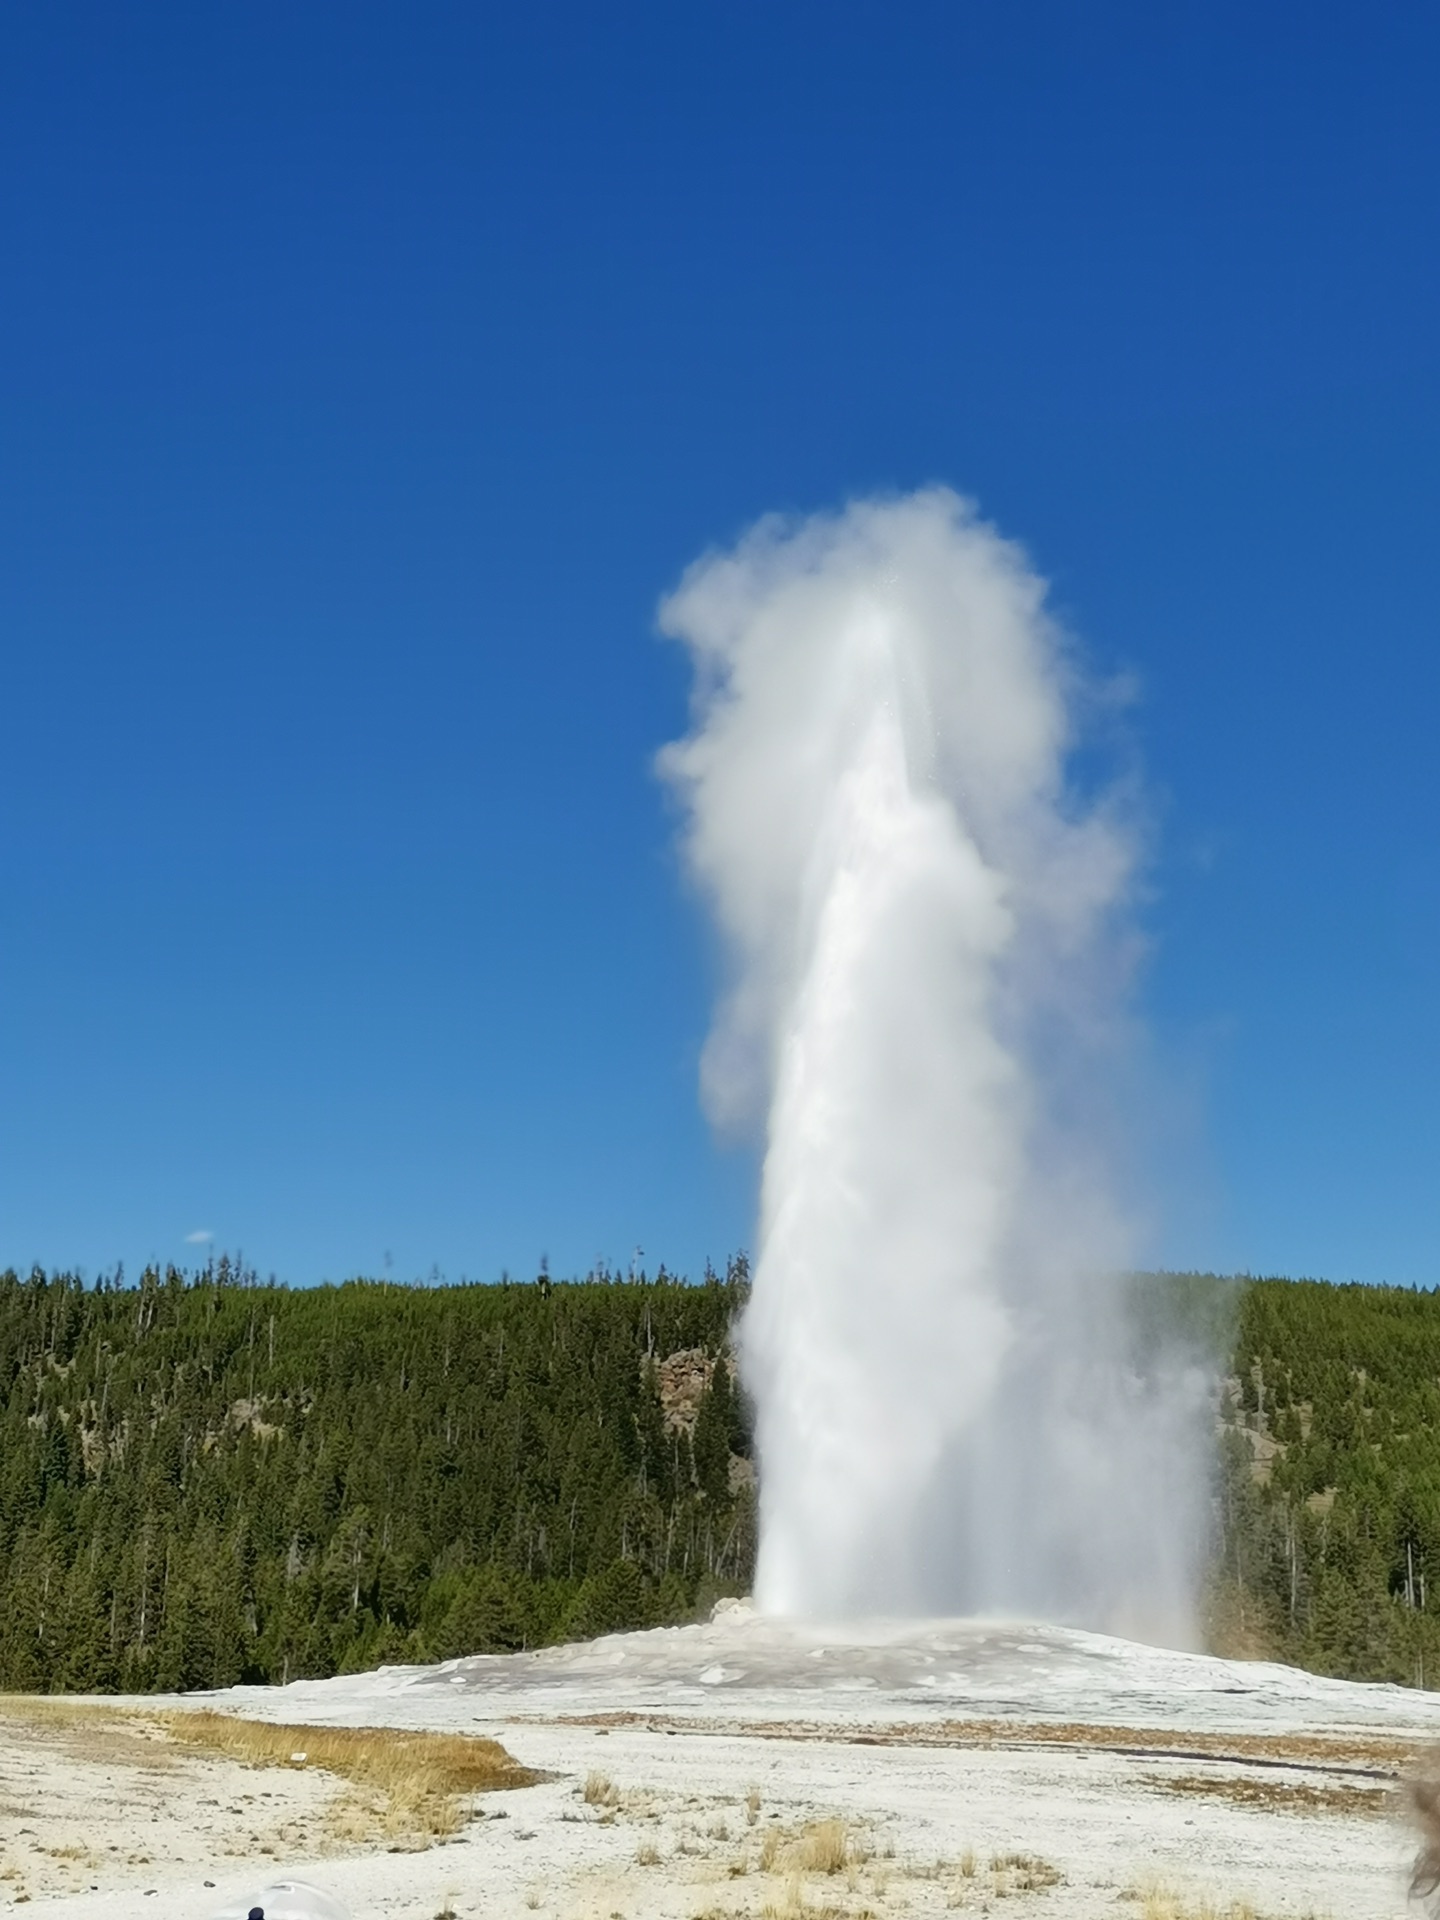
left=185, top=1229, right=214, bottom=1245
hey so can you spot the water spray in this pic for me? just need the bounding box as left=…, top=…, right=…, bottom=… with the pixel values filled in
left=661, top=489, right=1205, bottom=1642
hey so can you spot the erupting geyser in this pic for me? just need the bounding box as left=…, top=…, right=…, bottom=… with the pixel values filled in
left=660, top=489, right=1206, bottom=1644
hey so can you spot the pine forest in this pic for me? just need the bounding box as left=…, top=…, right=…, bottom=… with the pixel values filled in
left=1, top=1260, right=1439, bottom=1694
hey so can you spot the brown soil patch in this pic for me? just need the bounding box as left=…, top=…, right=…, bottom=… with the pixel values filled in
left=1140, top=1770, right=1398, bottom=1816
left=544, top=1711, right=1427, bottom=1776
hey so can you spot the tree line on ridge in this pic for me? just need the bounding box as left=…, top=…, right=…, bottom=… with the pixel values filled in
left=0, top=1259, right=1437, bottom=1691
left=0, top=1259, right=752, bottom=1691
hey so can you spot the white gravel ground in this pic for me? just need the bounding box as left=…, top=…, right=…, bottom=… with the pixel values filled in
left=5, top=1612, right=1439, bottom=1920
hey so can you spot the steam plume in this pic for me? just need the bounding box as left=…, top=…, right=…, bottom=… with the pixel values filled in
left=660, top=489, right=1204, bottom=1642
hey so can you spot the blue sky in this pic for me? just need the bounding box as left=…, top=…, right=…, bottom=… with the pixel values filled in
left=3, top=2, right=1438, bottom=1287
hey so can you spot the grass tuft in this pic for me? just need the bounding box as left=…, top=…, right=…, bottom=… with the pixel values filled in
left=1125, top=1879, right=1310, bottom=1920
left=989, top=1851, right=1062, bottom=1894
left=798, top=1821, right=849, bottom=1876
left=759, top=1819, right=857, bottom=1878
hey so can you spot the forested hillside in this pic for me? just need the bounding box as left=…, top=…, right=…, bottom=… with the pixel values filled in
left=3, top=1262, right=1440, bottom=1694
left=0, top=1261, right=753, bottom=1691
left=1212, top=1274, right=1440, bottom=1687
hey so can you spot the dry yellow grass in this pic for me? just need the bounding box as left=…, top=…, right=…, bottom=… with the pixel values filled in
left=759, top=1819, right=857, bottom=1878
left=988, top=1852, right=1062, bottom=1894
left=583, top=1770, right=621, bottom=1807
left=162, top=1711, right=537, bottom=1843
left=1125, top=1879, right=1331, bottom=1920
left=164, top=1711, right=534, bottom=1793
left=761, top=1869, right=804, bottom=1919
left=0, top=1694, right=118, bottom=1719
left=1137, top=1894, right=1257, bottom=1920
left=0, top=1695, right=176, bottom=1770
left=760, top=1885, right=871, bottom=1920
left=798, top=1821, right=848, bottom=1876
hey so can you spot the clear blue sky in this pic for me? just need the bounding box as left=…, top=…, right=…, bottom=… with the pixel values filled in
left=3, top=3, right=1437, bottom=1288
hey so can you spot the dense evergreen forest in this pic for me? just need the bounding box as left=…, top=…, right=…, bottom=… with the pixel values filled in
left=0, top=1260, right=753, bottom=1691
left=2, top=1259, right=1439, bottom=1693
left=1213, top=1273, right=1440, bottom=1688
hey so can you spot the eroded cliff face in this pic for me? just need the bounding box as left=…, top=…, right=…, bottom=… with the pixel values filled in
left=653, top=1347, right=715, bottom=1435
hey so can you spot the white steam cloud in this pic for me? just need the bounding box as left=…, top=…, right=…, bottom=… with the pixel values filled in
left=660, top=489, right=1206, bottom=1644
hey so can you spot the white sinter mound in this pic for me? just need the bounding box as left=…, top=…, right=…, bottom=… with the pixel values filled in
left=15, top=1613, right=1438, bottom=1920
left=235, top=1603, right=1440, bottom=1742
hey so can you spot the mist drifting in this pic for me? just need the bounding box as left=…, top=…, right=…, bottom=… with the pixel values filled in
left=660, top=490, right=1205, bottom=1644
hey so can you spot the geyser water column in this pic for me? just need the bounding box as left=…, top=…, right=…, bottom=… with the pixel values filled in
left=659, top=490, right=1206, bottom=1643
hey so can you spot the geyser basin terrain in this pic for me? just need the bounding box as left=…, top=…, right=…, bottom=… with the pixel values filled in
left=143, top=1611, right=1439, bottom=1920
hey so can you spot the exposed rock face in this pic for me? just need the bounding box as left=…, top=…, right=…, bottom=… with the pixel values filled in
left=228, top=1397, right=280, bottom=1441
left=654, top=1348, right=715, bottom=1435
left=727, top=1453, right=757, bottom=1494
